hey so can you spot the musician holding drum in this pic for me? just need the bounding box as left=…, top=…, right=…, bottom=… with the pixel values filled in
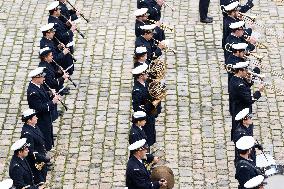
left=20, top=109, right=51, bottom=185
left=126, top=139, right=167, bottom=189
left=235, top=136, right=263, bottom=189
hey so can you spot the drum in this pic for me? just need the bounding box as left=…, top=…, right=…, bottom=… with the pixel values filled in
left=256, top=154, right=276, bottom=168
left=264, top=169, right=284, bottom=189
left=256, top=154, right=284, bottom=189
left=151, top=165, right=174, bottom=189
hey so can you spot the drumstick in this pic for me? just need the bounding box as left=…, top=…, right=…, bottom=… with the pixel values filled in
left=255, top=139, right=269, bottom=163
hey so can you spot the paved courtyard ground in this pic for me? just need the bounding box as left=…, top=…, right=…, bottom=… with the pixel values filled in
left=0, top=0, right=284, bottom=188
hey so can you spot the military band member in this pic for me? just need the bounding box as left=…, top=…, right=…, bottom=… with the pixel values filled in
left=228, top=62, right=264, bottom=140
left=134, top=46, right=149, bottom=68
left=38, top=47, right=69, bottom=95
left=233, top=108, right=263, bottom=165
left=222, top=1, right=241, bottom=50
left=9, top=138, right=45, bottom=189
left=0, top=179, right=13, bottom=189
left=47, top=1, right=76, bottom=75
left=56, top=0, right=80, bottom=24
left=135, top=24, right=165, bottom=62
left=244, top=175, right=265, bottom=189
left=132, top=63, right=161, bottom=146
left=225, top=21, right=255, bottom=62
left=137, top=0, right=164, bottom=21
left=21, top=109, right=50, bottom=185
left=235, top=136, right=262, bottom=189
left=134, top=8, right=165, bottom=41
left=126, top=139, right=167, bottom=189
left=39, top=23, right=71, bottom=68
left=225, top=43, right=248, bottom=81
left=27, top=67, right=61, bottom=151
left=220, top=0, right=254, bottom=14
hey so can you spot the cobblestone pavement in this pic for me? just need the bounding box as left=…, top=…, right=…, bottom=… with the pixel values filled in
left=0, top=0, right=284, bottom=188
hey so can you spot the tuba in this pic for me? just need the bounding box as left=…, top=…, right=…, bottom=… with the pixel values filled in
left=151, top=166, right=175, bottom=189
left=148, top=59, right=167, bottom=81
left=148, top=81, right=167, bottom=101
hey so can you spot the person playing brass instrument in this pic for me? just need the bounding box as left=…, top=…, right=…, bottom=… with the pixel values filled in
left=225, top=21, right=256, bottom=62
left=9, top=138, right=45, bottom=189
left=126, top=139, right=167, bottom=189
left=20, top=109, right=51, bottom=185
left=132, top=63, right=162, bottom=147
left=135, top=24, right=166, bottom=62
left=134, top=8, right=165, bottom=41
left=137, top=0, right=164, bottom=21
left=228, top=62, right=264, bottom=141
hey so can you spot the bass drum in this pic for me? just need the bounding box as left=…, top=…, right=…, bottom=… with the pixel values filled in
left=264, top=165, right=284, bottom=189
left=151, top=166, right=174, bottom=189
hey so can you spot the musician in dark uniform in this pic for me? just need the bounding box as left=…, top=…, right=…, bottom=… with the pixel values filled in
left=225, top=43, right=248, bottom=82
left=38, top=47, right=69, bottom=95
left=132, top=63, right=163, bottom=147
left=229, top=62, right=264, bottom=140
left=39, top=23, right=72, bottom=71
left=47, top=1, right=76, bottom=75
left=137, top=0, right=164, bottom=21
left=57, top=0, right=79, bottom=23
left=20, top=109, right=50, bottom=185
left=133, top=46, right=149, bottom=68
left=244, top=175, right=265, bottom=189
left=225, top=21, right=255, bottom=63
left=126, top=139, right=167, bottom=189
left=9, top=138, right=45, bottom=189
left=134, top=8, right=165, bottom=41
left=199, top=0, right=212, bottom=23
left=27, top=67, right=61, bottom=151
left=220, top=0, right=254, bottom=11
left=233, top=108, right=263, bottom=165
left=135, top=24, right=165, bottom=62
left=235, top=136, right=262, bottom=189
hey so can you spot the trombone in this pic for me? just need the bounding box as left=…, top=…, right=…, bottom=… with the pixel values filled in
left=147, top=19, right=174, bottom=32
left=239, top=12, right=283, bottom=39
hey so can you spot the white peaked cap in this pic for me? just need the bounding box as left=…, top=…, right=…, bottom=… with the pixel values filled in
left=224, top=1, right=239, bottom=11
left=236, top=136, right=255, bottom=150
left=235, top=108, right=250, bottom=121
left=28, top=67, right=46, bottom=78
left=132, top=63, right=148, bottom=75
left=40, top=23, right=55, bottom=32
left=229, top=21, right=245, bottom=29
left=128, top=139, right=147, bottom=151
left=140, top=24, right=156, bottom=30
left=134, top=8, right=148, bottom=16
left=11, top=138, right=28, bottom=151
left=233, top=61, right=249, bottom=69
left=46, top=1, right=59, bottom=11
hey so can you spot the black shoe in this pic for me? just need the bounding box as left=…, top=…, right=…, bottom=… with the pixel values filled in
left=200, top=17, right=213, bottom=23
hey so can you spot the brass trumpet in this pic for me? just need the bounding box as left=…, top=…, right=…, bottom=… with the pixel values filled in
left=147, top=19, right=174, bottom=32
left=246, top=52, right=264, bottom=61
left=238, top=12, right=256, bottom=22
